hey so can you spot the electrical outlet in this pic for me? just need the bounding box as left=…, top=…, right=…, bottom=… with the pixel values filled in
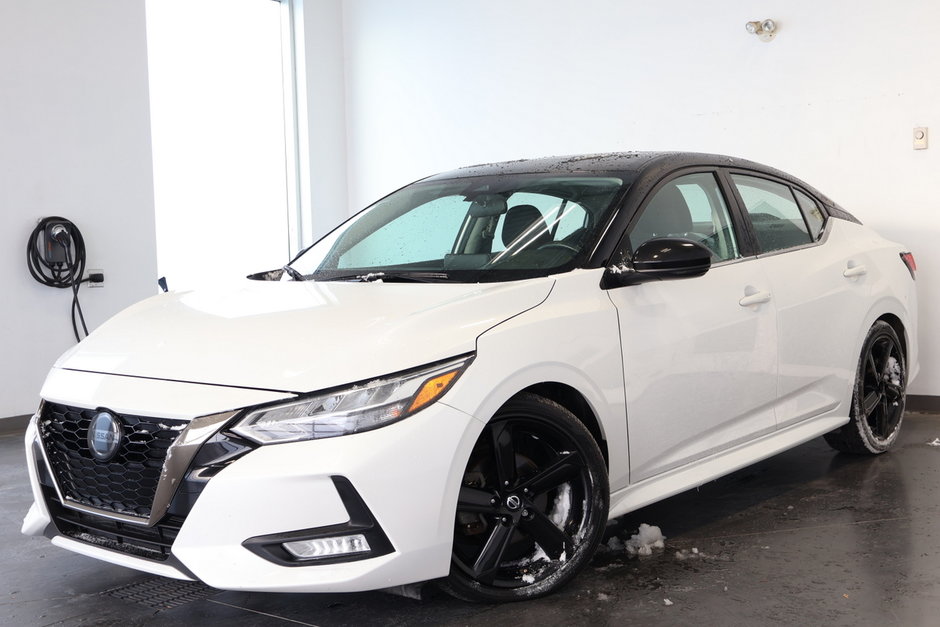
left=88, top=269, right=104, bottom=288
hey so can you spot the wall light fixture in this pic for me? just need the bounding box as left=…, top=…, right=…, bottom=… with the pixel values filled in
left=745, top=19, right=778, bottom=42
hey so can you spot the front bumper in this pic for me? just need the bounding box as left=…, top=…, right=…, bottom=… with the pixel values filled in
left=23, top=371, right=484, bottom=593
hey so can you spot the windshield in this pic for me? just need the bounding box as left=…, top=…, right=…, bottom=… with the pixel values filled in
left=289, top=174, right=628, bottom=282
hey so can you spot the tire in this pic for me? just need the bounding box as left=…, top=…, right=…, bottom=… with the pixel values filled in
left=824, top=321, right=906, bottom=454
left=443, top=393, right=609, bottom=603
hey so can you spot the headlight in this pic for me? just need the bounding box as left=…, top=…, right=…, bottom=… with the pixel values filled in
left=232, top=355, right=473, bottom=445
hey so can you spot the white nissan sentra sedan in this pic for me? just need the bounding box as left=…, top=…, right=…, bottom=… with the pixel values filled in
left=24, top=152, right=918, bottom=602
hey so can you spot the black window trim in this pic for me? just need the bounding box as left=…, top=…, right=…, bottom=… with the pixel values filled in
left=606, top=166, right=769, bottom=272
left=721, top=168, right=832, bottom=259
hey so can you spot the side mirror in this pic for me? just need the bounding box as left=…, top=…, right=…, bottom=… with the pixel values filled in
left=602, top=237, right=712, bottom=288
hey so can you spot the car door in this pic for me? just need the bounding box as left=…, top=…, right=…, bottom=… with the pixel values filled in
left=606, top=171, right=778, bottom=483
left=728, top=173, right=871, bottom=428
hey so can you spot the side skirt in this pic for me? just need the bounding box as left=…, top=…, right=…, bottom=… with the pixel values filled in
left=608, top=414, right=849, bottom=519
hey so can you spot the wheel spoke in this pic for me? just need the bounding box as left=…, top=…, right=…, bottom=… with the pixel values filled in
left=457, top=486, right=496, bottom=514
left=862, top=390, right=881, bottom=416
left=878, top=342, right=890, bottom=373
left=865, top=353, right=878, bottom=382
left=489, top=422, right=516, bottom=489
left=877, top=395, right=890, bottom=437
left=519, top=451, right=583, bottom=496
left=881, top=339, right=897, bottom=366
left=519, top=509, right=572, bottom=560
left=472, top=521, right=515, bottom=584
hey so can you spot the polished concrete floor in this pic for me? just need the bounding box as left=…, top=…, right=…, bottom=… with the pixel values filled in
left=4, top=412, right=940, bottom=626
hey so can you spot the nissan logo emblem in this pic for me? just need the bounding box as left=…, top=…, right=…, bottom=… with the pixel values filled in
left=505, top=495, right=522, bottom=510
left=87, top=410, right=123, bottom=462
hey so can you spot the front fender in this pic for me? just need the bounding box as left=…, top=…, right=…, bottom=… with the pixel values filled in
left=442, top=270, right=629, bottom=491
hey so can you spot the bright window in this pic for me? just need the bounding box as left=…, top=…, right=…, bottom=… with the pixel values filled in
left=146, top=0, right=290, bottom=290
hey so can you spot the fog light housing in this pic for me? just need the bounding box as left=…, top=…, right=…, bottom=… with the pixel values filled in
left=242, top=477, right=394, bottom=566
left=283, top=534, right=372, bottom=561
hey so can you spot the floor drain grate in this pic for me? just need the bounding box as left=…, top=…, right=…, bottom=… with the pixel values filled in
left=105, top=577, right=217, bottom=609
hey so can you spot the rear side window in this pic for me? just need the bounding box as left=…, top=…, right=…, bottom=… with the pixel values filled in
left=731, top=175, right=812, bottom=253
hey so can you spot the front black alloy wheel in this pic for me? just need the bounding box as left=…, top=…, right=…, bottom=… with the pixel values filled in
left=444, top=393, right=609, bottom=602
left=825, top=321, right=907, bottom=454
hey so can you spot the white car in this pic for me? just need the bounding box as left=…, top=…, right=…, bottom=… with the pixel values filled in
left=23, top=152, right=918, bottom=602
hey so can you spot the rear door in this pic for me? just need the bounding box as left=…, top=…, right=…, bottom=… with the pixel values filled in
left=606, top=170, right=778, bottom=482
left=727, top=173, right=871, bottom=428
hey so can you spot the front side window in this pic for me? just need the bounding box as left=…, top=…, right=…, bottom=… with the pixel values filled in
left=731, top=175, right=813, bottom=253
left=290, top=175, right=627, bottom=282
left=627, top=172, right=739, bottom=262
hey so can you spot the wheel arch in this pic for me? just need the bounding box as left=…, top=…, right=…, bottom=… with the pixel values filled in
left=854, top=296, right=915, bottom=373
left=513, top=382, right=609, bottom=470
left=876, top=312, right=907, bottom=360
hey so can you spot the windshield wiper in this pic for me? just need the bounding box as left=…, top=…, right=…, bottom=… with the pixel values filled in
left=281, top=264, right=306, bottom=281
left=316, top=271, right=452, bottom=283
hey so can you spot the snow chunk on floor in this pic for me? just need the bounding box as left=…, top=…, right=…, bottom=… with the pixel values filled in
left=606, top=536, right=624, bottom=551
left=663, top=598, right=674, bottom=606
left=928, top=438, right=940, bottom=447
left=625, top=523, right=666, bottom=556
left=597, top=592, right=610, bottom=601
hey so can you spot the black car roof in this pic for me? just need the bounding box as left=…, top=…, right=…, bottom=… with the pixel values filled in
left=426, top=151, right=751, bottom=179
left=423, top=151, right=857, bottom=224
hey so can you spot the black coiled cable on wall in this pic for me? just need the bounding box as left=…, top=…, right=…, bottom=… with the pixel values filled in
left=27, top=216, right=90, bottom=342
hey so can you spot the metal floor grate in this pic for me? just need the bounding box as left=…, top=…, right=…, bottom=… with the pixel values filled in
left=105, top=577, right=217, bottom=609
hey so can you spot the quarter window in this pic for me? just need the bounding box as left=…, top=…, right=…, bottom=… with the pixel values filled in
left=794, top=189, right=826, bottom=240
left=731, top=175, right=813, bottom=253
left=628, top=172, right=739, bottom=262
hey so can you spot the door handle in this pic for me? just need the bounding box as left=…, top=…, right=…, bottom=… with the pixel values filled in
left=739, top=291, right=772, bottom=307
left=843, top=264, right=867, bottom=278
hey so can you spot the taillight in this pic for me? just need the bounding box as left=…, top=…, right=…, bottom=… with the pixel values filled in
left=900, top=252, right=916, bottom=280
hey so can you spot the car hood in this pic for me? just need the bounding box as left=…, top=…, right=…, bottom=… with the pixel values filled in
left=55, top=278, right=554, bottom=393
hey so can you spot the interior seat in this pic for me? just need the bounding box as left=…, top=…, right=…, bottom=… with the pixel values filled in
left=502, top=204, right=551, bottom=249
left=629, top=185, right=696, bottom=251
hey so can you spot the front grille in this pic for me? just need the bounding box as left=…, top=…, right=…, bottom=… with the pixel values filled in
left=42, top=485, right=182, bottom=561
left=38, top=402, right=188, bottom=518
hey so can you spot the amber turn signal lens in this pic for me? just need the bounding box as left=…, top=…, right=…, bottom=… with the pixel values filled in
left=408, top=370, right=459, bottom=413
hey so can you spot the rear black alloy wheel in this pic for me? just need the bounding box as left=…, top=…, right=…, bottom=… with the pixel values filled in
left=825, top=321, right=906, bottom=454
left=445, top=393, right=609, bottom=602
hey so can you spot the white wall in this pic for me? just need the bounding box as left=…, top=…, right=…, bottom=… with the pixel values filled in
left=0, top=0, right=158, bottom=417
left=339, top=0, right=940, bottom=395
left=298, top=0, right=350, bottom=244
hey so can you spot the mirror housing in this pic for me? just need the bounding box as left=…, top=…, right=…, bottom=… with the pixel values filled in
left=602, top=237, right=712, bottom=288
